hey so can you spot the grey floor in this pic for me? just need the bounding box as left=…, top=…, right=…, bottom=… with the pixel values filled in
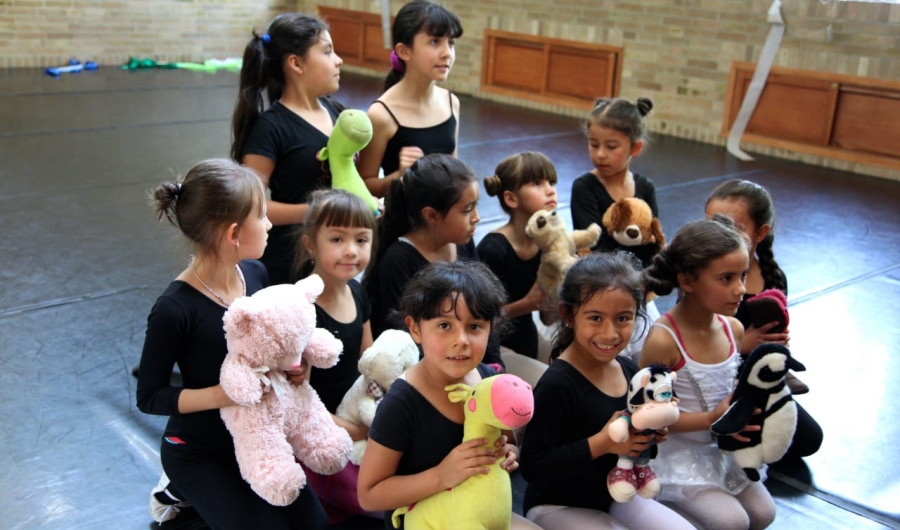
left=1, top=67, right=898, bottom=529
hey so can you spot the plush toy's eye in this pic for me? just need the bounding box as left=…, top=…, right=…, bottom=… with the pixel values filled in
left=656, top=390, right=672, bottom=402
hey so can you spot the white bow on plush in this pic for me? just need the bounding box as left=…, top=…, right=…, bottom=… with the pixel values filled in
left=254, top=366, right=291, bottom=400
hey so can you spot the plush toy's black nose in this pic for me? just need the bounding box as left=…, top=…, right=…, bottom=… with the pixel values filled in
left=626, top=228, right=640, bottom=239
left=537, top=216, right=546, bottom=228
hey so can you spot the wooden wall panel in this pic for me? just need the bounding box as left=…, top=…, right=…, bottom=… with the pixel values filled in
left=832, top=88, right=900, bottom=158
left=491, top=40, right=545, bottom=92
left=547, top=49, right=613, bottom=101
left=318, top=6, right=390, bottom=70
left=723, top=62, right=900, bottom=171
left=481, top=30, right=622, bottom=110
left=740, top=75, right=837, bottom=146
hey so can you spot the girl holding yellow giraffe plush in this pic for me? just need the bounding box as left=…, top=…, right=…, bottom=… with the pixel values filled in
left=357, top=261, right=541, bottom=530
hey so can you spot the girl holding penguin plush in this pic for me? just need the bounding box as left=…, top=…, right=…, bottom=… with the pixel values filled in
left=641, top=215, right=777, bottom=530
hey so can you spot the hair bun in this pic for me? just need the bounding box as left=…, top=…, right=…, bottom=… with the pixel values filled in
left=635, top=97, right=653, bottom=117
left=483, top=175, right=502, bottom=197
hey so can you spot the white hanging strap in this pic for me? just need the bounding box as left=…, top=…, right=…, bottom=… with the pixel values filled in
left=726, top=0, right=785, bottom=161
left=380, top=0, right=392, bottom=49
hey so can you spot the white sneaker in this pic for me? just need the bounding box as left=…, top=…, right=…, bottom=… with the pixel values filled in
left=149, top=472, right=190, bottom=523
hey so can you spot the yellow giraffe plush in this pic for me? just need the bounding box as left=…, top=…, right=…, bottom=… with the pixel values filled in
left=391, top=374, right=534, bottom=530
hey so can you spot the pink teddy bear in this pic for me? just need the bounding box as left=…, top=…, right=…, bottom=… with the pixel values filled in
left=220, top=275, right=352, bottom=506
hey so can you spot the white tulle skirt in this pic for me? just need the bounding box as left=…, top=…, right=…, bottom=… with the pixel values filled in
left=654, top=434, right=765, bottom=503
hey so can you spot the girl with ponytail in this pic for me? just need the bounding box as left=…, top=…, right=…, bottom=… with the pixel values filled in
left=362, top=153, right=505, bottom=367
left=231, top=13, right=345, bottom=286
left=356, top=0, right=464, bottom=197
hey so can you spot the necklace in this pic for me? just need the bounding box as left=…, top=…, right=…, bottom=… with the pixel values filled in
left=190, top=257, right=246, bottom=307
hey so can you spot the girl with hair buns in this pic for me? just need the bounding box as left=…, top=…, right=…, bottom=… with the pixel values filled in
left=137, top=159, right=331, bottom=530
left=231, top=13, right=344, bottom=286
left=477, top=152, right=558, bottom=377
left=571, top=97, right=661, bottom=362
left=639, top=215, right=776, bottom=530
left=571, top=97, right=659, bottom=265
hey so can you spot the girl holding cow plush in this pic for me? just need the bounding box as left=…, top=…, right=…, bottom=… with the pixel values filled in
left=518, top=252, right=693, bottom=530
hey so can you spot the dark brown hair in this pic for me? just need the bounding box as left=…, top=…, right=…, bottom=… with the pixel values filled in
left=384, top=0, right=463, bottom=91
left=483, top=151, right=558, bottom=214
left=553, top=251, right=647, bottom=357
left=642, top=214, right=747, bottom=297
left=152, top=159, right=265, bottom=257
left=585, top=97, right=653, bottom=145
left=292, top=189, right=377, bottom=280
left=707, top=179, right=787, bottom=294
left=231, top=14, right=329, bottom=161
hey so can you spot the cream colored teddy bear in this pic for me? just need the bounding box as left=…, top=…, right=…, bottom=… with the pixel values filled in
left=525, top=209, right=601, bottom=303
left=336, top=329, right=420, bottom=464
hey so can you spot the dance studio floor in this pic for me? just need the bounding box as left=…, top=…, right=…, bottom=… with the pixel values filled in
left=1, top=68, right=898, bottom=529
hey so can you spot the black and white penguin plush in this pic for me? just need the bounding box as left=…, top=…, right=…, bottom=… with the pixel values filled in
left=710, top=343, right=806, bottom=481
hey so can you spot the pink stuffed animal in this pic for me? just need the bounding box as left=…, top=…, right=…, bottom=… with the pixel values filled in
left=220, top=275, right=352, bottom=506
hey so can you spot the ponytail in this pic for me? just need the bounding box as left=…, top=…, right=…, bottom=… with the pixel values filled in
left=755, top=233, right=788, bottom=295
left=363, top=154, right=475, bottom=297
left=231, top=33, right=274, bottom=161
left=230, top=14, right=329, bottom=161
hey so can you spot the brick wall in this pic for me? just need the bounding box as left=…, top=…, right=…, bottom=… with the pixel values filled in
left=302, top=0, right=900, bottom=180
left=0, top=0, right=291, bottom=68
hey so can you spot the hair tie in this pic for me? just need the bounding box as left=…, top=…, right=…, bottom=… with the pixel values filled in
left=260, top=33, right=271, bottom=44
left=390, top=50, right=405, bottom=73
left=174, top=182, right=183, bottom=198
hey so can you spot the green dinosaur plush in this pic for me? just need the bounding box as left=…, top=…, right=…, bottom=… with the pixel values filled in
left=317, top=109, right=379, bottom=214
left=391, top=374, right=534, bottom=530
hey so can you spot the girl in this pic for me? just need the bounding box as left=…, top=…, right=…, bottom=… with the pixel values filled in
left=362, top=154, right=497, bottom=370
left=136, top=159, right=329, bottom=529
left=479, top=151, right=558, bottom=362
left=292, top=189, right=379, bottom=523
left=357, top=0, right=463, bottom=197
left=705, top=179, right=822, bottom=458
left=640, top=216, right=777, bottom=530
left=518, top=252, right=694, bottom=530
left=231, top=13, right=344, bottom=285
left=357, top=261, right=540, bottom=530
left=570, top=97, right=659, bottom=268
left=571, top=97, right=660, bottom=362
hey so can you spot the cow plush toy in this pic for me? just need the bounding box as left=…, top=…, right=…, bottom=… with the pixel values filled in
left=607, top=365, right=680, bottom=503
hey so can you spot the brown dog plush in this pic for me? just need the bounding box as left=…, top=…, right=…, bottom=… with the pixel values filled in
left=525, top=209, right=601, bottom=303
left=601, top=198, right=666, bottom=256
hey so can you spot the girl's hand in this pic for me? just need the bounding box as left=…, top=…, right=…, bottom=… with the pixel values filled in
left=333, top=415, right=369, bottom=442
left=742, top=321, right=790, bottom=353
left=436, top=438, right=496, bottom=489
left=285, top=359, right=310, bottom=385
left=653, top=427, right=669, bottom=445
left=493, top=435, right=519, bottom=472
left=398, top=146, right=425, bottom=175
left=523, top=282, right=549, bottom=313
left=602, top=412, right=653, bottom=458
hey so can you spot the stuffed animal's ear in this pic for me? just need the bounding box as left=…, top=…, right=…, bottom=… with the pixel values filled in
left=357, top=345, right=379, bottom=376
left=317, top=147, right=329, bottom=162
left=603, top=202, right=621, bottom=231
left=651, top=217, right=666, bottom=250
left=296, top=274, right=325, bottom=303
left=223, top=299, right=255, bottom=338
left=446, top=384, right=472, bottom=403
